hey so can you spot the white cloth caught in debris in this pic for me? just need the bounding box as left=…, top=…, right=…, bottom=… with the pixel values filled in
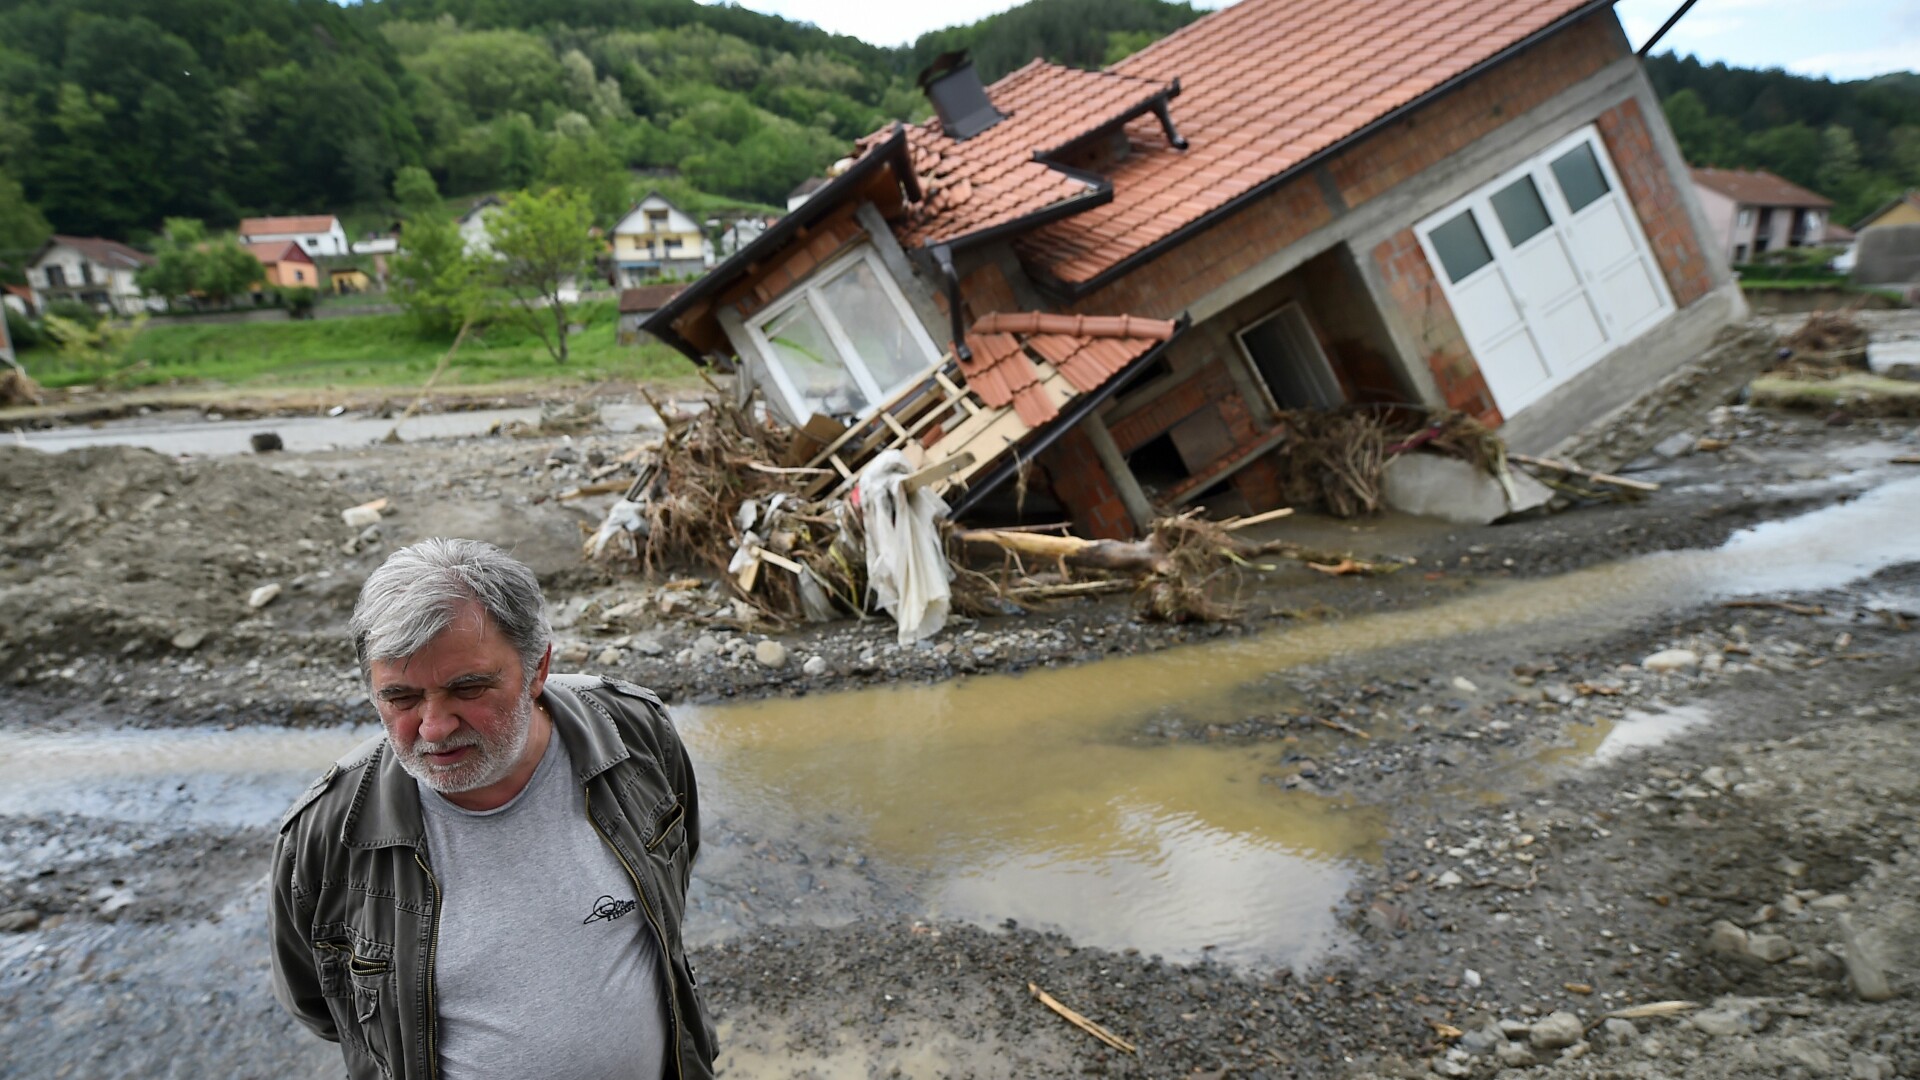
left=588, top=498, right=645, bottom=560
left=857, top=450, right=952, bottom=645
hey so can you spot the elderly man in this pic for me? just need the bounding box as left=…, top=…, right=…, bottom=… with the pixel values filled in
left=271, top=538, right=715, bottom=1080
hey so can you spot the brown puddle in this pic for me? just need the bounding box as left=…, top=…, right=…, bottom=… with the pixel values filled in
left=681, top=474, right=1920, bottom=965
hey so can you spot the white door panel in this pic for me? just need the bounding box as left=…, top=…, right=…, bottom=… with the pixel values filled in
left=1417, top=125, right=1677, bottom=417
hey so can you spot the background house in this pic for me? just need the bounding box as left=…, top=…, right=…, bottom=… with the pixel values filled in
left=618, top=284, right=683, bottom=344
left=647, top=0, right=1739, bottom=539
left=457, top=196, right=503, bottom=257
left=786, top=177, right=828, bottom=212
left=1689, top=168, right=1833, bottom=264
left=1848, top=190, right=1920, bottom=284
left=612, top=193, right=711, bottom=285
left=1855, top=191, right=1920, bottom=232
left=26, top=236, right=154, bottom=316
left=244, top=241, right=318, bottom=290
left=239, top=215, right=349, bottom=258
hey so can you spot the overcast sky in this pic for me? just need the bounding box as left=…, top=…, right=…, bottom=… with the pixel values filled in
left=711, top=0, right=1919, bottom=81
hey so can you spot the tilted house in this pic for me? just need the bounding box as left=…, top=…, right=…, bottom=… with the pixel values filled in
left=645, top=0, right=1739, bottom=538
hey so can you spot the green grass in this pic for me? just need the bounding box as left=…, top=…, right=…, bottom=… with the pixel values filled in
left=20, top=301, right=696, bottom=391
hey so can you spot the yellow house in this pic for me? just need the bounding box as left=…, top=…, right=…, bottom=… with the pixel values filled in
left=329, top=268, right=372, bottom=295
left=612, top=192, right=711, bottom=287
left=246, top=241, right=319, bottom=289
left=1855, top=191, right=1920, bottom=231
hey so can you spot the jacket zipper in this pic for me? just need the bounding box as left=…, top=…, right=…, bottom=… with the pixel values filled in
left=414, top=850, right=441, bottom=1080
left=586, top=788, right=684, bottom=1080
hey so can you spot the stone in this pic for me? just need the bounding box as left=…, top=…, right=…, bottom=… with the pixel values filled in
left=1462, top=968, right=1481, bottom=988
left=1849, top=1051, right=1895, bottom=1080
left=1494, top=1041, right=1539, bottom=1069
left=595, top=648, right=622, bottom=666
left=247, top=583, right=283, bottom=609
left=1707, top=919, right=1751, bottom=957
left=1641, top=648, right=1699, bottom=673
left=0, top=908, right=40, bottom=932
left=556, top=640, right=591, bottom=665
left=1497, top=1019, right=1533, bottom=1039
left=1459, top=1025, right=1504, bottom=1055
left=1808, top=893, right=1852, bottom=910
left=1429, top=1049, right=1473, bottom=1078
left=1744, top=933, right=1794, bottom=962
left=754, top=640, right=789, bottom=669
left=1528, top=1011, right=1582, bottom=1051
left=170, top=629, right=208, bottom=651
left=1451, top=676, right=1479, bottom=694
left=1838, top=913, right=1894, bottom=1002
left=692, top=634, right=722, bottom=660
left=250, top=432, right=284, bottom=453
left=1602, top=1018, right=1638, bottom=1044
left=1436, top=870, right=1463, bottom=888
left=341, top=505, right=382, bottom=528
left=1383, top=452, right=1554, bottom=525
left=1690, top=999, right=1768, bottom=1037
left=802, top=655, right=829, bottom=677
left=1773, top=1036, right=1833, bottom=1074
left=629, top=635, right=665, bottom=658
left=1653, top=431, right=1697, bottom=458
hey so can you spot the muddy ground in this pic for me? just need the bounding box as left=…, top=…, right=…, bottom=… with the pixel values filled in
left=3, top=319, right=1920, bottom=1079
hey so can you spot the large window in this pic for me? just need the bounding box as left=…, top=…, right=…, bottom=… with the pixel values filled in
left=745, top=246, right=941, bottom=420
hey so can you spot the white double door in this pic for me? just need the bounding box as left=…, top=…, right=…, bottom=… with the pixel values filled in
left=1416, top=126, right=1674, bottom=415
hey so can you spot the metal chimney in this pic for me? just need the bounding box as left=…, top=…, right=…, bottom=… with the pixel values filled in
left=917, top=51, right=1004, bottom=141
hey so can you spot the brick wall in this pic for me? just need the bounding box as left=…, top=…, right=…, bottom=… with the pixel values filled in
left=1370, top=229, right=1503, bottom=425
left=728, top=206, right=865, bottom=318
left=1595, top=97, right=1715, bottom=308
left=1107, top=360, right=1239, bottom=454
left=1039, top=426, right=1134, bottom=539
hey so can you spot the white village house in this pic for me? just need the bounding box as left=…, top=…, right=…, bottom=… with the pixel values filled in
left=612, top=193, right=712, bottom=285
left=457, top=196, right=504, bottom=257
left=25, top=235, right=155, bottom=316
left=239, top=215, right=350, bottom=258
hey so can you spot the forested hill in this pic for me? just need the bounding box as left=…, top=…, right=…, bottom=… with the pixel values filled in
left=1646, top=53, right=1920, bottom=225
left=0, top=0, right=1204, bottom=260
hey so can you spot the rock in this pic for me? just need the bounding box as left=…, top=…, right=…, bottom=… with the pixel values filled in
left=1383, top=452, right=1553, bottom=525
left=1601, top=1018, right=1638, bottom=1045
left=1541, top=682, right=1576, bottom=705
left=1707, top=919, right=1751, bottom=958
left=1528, top=1011, right=1583, bottom=1051
left=754, top=640, right=789, bottom=669
left=0, top=908, right=40, bottom=932
left=1653, top=431, right=1697, bottom=458
left=1429, top=1049, right=1473, bottom=1078
left=247, top=583, right=283, bottom=609
left=595, top=648, right=622, bottom=666
left=1849, top=1051, right=1895, bottom=1080
left=170, top=629, right=208, bottom=651
left=1773, top=1036, right=1833, bottom=1074
left=802, top=655, right=829, bottom=677
left=1838, top=913, right=1894, bottom=1002
left=1451, top=676, right=1479, bottom=694
left=556, top=640, right=591, bottom=665
left=341, top=505, right=382, bottom=528
left=630, top=635, right=665, bottom=658
left=1462, top=968, right=1481, bottom=988
left=692, top=635, right=722, bottom=660
left=1459, top=1025, right=1504, bottom=1055
left=250, top=432, right=284, bottom=453
left=1808, top=893, right=1852, bottom=910
left=1497, top=1019, right=1533, bottom=1039
left=1744, top=933, right=1794, bottom=962
left=1436, top=870, right=1463, bottom=888
left=1641, top=648, right=1699, bottom=673
left=1690, top=999, right=1768, bottom=1037
left=1494, top=1041, right=1539, bottom=1069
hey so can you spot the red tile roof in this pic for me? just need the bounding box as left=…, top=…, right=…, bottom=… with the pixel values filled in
left=239, top=215, right=340, bottom=237
left=619, top=285, right=684, bottom=314
left=863, top=62, right=1175, bottom=249
left=43, top=235, right=153, bottom=268
left=243, top=241, right=312, bottom=265
left=954, top=312, right=1176, bottom=428
left=863, top=0, right=1601, bottom=285
left=1689, top=168, right=1832, bottom=210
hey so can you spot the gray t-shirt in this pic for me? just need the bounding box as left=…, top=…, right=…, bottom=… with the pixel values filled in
left=419, top=726, right=667, bottom=1080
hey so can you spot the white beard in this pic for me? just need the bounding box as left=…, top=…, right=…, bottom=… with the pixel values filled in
left=390, top=688, right=536, bottom=794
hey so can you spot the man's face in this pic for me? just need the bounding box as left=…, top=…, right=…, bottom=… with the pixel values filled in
left=369, top=601, right=550, bottom=809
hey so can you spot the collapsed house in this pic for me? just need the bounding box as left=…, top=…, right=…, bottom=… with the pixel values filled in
left=643, top=0, right=1741, bottom=540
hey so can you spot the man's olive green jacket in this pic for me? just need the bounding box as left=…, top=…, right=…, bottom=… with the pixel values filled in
left=270, top=674, right=717, bottom=1079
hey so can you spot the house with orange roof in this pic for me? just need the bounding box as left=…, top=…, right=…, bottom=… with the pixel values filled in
left=239, top=214, right=349, bottom=258
left=645, top=0, right=1738, bottom=538
left=1688, top=168, right=1834, bottom=264
left=245, top=240, right=320, bottom=290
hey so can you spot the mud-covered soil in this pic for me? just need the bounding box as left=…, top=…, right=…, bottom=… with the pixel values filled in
left=4, top=353, right=1920, bottom=1077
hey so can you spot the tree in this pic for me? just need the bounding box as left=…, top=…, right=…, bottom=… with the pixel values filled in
left=393, top=164, right=442, bottom=217
left=488, top=187, right=599, bottom=364
left=393, top=213, right=485, bottom=336
left=0, top=167, right=50, bottom=284
left=541, top=119, right=630, bottom=225
left=138, top=219, right=263, bottom=308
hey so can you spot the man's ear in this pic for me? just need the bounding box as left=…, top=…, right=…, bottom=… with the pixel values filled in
left=528, top=643, right=553, bottom=697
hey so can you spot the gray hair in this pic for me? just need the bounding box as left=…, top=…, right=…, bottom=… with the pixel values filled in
left=350, top=538, right=551, bottom=683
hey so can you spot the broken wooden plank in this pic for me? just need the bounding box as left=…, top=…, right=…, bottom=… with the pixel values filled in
left=956, top=529, right=1168, bottom=574
left=1508, top=453, right=1659, bottom=493
left=558, top=479, right=631, bottom=501
left=902, top=452, right=975, bottom=495
left=1028, top=983, right=1136, bottom=1054
left=1721, top=599, right=1827, bottom=616
left=1220, top=506, right=1295, bottom=531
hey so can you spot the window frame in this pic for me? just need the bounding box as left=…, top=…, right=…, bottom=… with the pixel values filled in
left=742, top=244, right=943, bottom=421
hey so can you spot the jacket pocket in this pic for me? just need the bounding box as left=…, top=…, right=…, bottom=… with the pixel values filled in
left=316, top=940, right=395, bottom=1076
left=645, top=797, right=686, bottom=853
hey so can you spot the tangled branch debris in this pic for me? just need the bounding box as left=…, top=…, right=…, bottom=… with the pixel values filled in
left=0, top=367, right=43, bottom=408
left=1776, top=310, right=1869, bottom=377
